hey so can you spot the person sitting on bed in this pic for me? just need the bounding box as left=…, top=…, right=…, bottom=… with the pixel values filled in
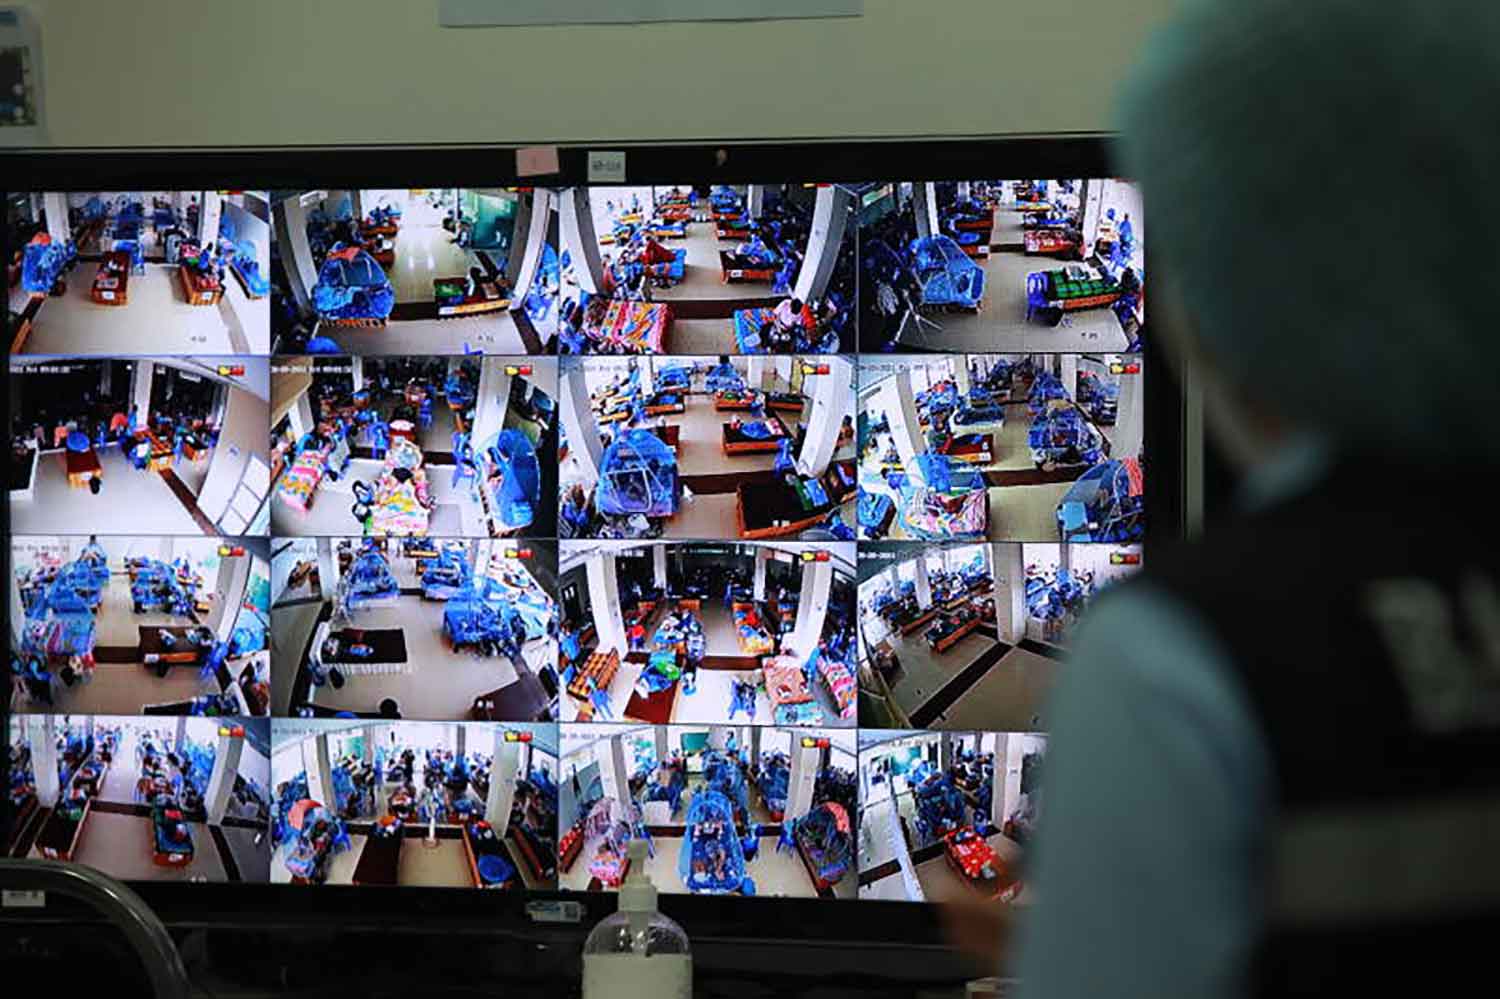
left=772, top=297, right=805, bottom=334
left=641, top=237, right=675, bottom=266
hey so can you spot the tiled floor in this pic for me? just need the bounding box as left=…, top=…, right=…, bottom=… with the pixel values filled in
left=12, top=448, right=206, bottom=535
left=13, top=261, right=267, bottom=355
left=932, top=646, right=1057, bottom=732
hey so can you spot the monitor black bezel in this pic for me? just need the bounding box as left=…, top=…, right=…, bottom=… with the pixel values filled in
left=2, top=135, right=1178, bottom=946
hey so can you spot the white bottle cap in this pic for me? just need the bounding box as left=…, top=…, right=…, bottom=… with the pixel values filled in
left=618, top=839, right=657, bottom=913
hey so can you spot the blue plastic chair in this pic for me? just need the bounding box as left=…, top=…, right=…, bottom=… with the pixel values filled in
left=369, top=421, right=389, bottom=461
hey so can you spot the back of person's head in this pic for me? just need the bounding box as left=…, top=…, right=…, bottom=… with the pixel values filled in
left=1118, top=0, right=1500, bottom=466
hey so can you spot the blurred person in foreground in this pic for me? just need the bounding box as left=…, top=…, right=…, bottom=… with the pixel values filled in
left=945, top=1, right=1500, bottom=995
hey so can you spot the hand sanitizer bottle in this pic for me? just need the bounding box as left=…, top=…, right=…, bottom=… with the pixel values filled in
left=582, top=839, right=691, bottom=999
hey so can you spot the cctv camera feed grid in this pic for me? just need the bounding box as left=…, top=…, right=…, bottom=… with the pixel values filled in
left=6, top=175, right=1150, bottom=901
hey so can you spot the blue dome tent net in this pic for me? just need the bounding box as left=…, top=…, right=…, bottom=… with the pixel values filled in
left=21, top=239, right=76, bottom=293
left=1057, top=459, right=1145, bottom=543
left=909, top=235, right=985, bottom=309
left=346, top=548, right=400, bottom=608
left=597, top=429, right=680, bottom=518
left=702, top=751, right=749, bottom=819
left=480, top=429, right=541, bottom=529
left=311, top=243, right=395, bottom=320
left=678, top=789, right=747, bottom=894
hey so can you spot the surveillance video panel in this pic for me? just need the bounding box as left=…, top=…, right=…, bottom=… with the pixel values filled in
left=558, top=722, right=857, bottom=898
left=855, top=179, right=1143, bottom=354
left=271, top=538, right=559, bottom=723
left=856, top=353, right=1144, bottom=544
left=268, top=719, right=558, bottom=888
left=9, top=191, right=272, bottom=356
left=556, top=540, right=857, bottom=728
left=9, top=355, right=272, bottom=536
left=268, top=188, right=559, bottom=356
left=11, top=535, right=271, bottom=718
left=558, top=184, right=856, bottom=355
left=856, top=540, right=1144, bottom=732
left=558, top=354, right=857, bottom=541
left=7, top=714, right=272, bottom=883
left=268, top=355, right=558, bottom=539
left=857, top=728, right=1044, bottom=904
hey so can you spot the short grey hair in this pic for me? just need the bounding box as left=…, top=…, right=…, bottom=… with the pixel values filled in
left=1118, top=0, right=1500, bottom=462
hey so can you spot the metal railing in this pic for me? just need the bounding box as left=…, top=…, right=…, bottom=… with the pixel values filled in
left=0, top=859, right=190, bottom=999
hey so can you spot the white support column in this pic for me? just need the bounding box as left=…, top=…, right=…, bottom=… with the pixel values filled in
left=198, top=191, right=223, bottom=247
left=636, top=356, right=655, bottom=397
left=133, top=360, right=155, bottom=424
left=488, top=731, right=520, bottom=836
left=586, top=553, right=629, bottom=658
left=208, top=550, right=252, bottom=643
left=786, top=559, right=833, bottom=660
left=752, top=549, right=768, bottom=602
left=316, top=537, right=339, bottom=598
left=204, top=725, right=244, bottom=825
left=560, top=187, right=607, bottom=296
left=993, top=543, right=1026, bottom=645
left=9, top=571, right=27, bottom=647
left=1001, top=734, right=1025, bottom=823
left=795, top=354, right=853, bottom=478
left=654, top=727, right=669, bottom=762
left=746, top=185, right=764, bottom=220
left=786, top=736, right=819, bottom=821
left=1058, top=355, right=1078, bottom=401
left=289, top=391, right=315, bottom=440
left=475, top=359, right=513, bottom=443
left=750, top=727, right=762, bottom=770
left=302, top=733, right=336, bottom=810
left=174, top=716, right=188, bottom=756
left=952, top=357, right=970, bottom=395
left=597, top=734, right=632, bottom=817
left=652, top=544, right=668, bottom=590
left=510, top=188, right=554, bottom=307
left=957, top=181, right=972, bottom=201
left=793, top=185, right=853, bottom=305
left=913, top=557, right=933, bottom=610
left=1115, top=364, right=1145, bottom=459
left=273, top=194, right=318, bottom=316
left=350, top=190, right=364, bottom=223
left=746, top=356, right=767, bottom=391
left=43, top=192, right=70, bottom=244
left=560, top=364, right=604, bottom=483
left=886, top=369, right=927, bottom=475
left=984, top=732, right=1008, bottom=822
left=34, top=717, right=60, bottom=804
left=350, top=356, right=365, bottom=393
left=913, top=183, right=939, bottom=241
left=158, top=537, right=174, bottom=561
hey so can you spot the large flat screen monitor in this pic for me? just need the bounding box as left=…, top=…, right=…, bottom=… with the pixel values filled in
left=3, top=138, right=1177, bottom=953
